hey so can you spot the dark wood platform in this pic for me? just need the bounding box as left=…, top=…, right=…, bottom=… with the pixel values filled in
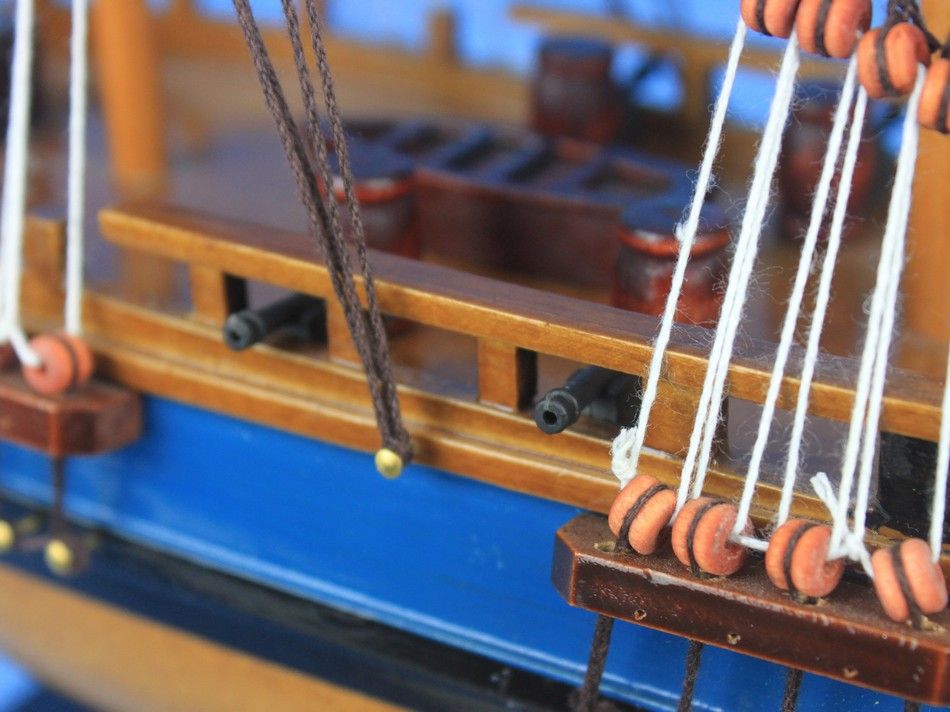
left=0, top=372, right=142, bottom=457
left=552, top=513, right=950, bottom=705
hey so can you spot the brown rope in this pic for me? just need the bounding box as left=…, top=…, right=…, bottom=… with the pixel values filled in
left=233, top=0, right=410, bottom=462
left=301, top=0, right=408, bottom=452
left=51, top=456, right=65, bottom=537
left=677, top=639, right=704, bottom=712
left=573, top=614, right=616, bottom=712
left=780, top=668, right=804, bottom=712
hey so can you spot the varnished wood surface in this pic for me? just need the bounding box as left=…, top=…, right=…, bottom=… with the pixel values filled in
left=554, top=514, right=950, bottom=705
left=0, top=372, right=141, bottom=457
left=98, top=203, right=944, bottom=442
left=0, top=564, right=403, bottom=712
left=91, top=0, right=167, bottom=194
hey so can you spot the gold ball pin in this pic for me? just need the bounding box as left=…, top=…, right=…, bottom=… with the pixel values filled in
left=374, top=448, right=404, bottom=479
left=45, top=539, right=75, bottom=577
left=0, top=521, right=14, bottom=553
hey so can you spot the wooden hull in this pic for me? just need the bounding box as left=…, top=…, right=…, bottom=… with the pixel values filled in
left=0, top=397, right=934, bottom=711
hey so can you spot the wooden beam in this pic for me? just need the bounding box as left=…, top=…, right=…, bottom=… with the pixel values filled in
left=509, top=5, right=841, bottom=81
left=553, top=514, right=950, bottom=705
left=0, top=373, right=141, bottom=457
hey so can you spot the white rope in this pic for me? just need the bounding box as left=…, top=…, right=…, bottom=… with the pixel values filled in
left=65, top=0, right=90, bottom=336
left=610, top=19, right=747, bottom=488
left=931, top=349, right=950, bottom=562
left=0, top=0, right=40, bottom=367
left=825, top=68, right=925, bottom=568
left=731, top=57, right=858, bottom=538
left=778, top=86, right=869, bottom=525
left=675, top=34, right=801, bottom=514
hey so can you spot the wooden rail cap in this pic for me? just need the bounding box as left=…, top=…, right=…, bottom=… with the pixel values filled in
left=553, top=513, right=950, bottom=705
left=0, top=373, right=142, bottom=457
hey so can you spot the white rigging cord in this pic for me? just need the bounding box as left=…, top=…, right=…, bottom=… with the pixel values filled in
left=817, top=68, right=926, bottom=573
left=732, top=57, right=859, bottom=541
left=65, top=0, right=90, bottom=336
left=0, top=0, right=40, bottom=367
left=931, top=350, right=950, bottom=562
left=610, top=19, right=748, bottom=488
left=780, top=85, right=869, bottom=526
left=675, top=34, right=801, bottom=515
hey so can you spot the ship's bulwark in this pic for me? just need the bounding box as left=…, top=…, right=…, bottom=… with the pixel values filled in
left=0, top=397, right=907, bottom=710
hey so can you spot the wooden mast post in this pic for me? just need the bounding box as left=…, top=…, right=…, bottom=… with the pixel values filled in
left=91, top=0, right=167, bottom=194
left=91, top=0, right=177, bottom=306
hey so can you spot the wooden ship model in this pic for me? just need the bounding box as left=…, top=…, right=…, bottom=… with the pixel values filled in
left=0, top=0, right=947, bottom=710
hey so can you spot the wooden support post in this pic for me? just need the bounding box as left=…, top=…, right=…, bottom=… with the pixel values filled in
left=92, top=0, right=178, bottom=307
left=477, top=339, right=537, bottom=412
left=168, top=0, right=194, bottom=19
left=91, top=0, right=167, bottom=195
left=189, top=266, right=247, bottom=326
left=326, top=300, right=360, bottom=365
left=679, top=63, right=709, bottom=135
left=642, top=379, right=707, bottom=457
left=21, top=217, right=66, bottom=320
left=428, top=8, right=458, bottom=66
left=904, top=0, right=950, bottom=373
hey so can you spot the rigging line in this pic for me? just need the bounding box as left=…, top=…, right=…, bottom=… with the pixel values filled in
left=232, top=0, right=409, bottom=460
left=780, top=668, right=804, bottom=712
left=65, top=0, right=90, bottom=336
left=682, top=34, right=802, bottom=509
left=675, top=34, right=800, bottom=509
left=611, top=19, right=747, bottom=488
left=847, top=68, right=925, bottom=561
left=931, top=349, right=950, bottom=562
left=828, top=68, right=925, bottom=564
left=302, top=0, right=409, bottom=454
left=732, top=57, right=859, bottom=538
left=572, top=614, right=615, bottom=712
left=676, top=639, right=704, bottom=712
left=276, top=0, right=405, bottom=455
left=779, top=86, right=869, bottom=526
left=0, top=0, right=40, bottom=367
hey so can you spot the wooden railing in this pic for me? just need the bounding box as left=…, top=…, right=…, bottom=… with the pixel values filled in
left=15, top=204, right=942, bottom=534
left=511, top=4, right=840, bottom=128
left=98, top=203, right=942, bottom=445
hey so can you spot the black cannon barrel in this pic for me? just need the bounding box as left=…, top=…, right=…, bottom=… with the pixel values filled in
left=534, top=365, right=619, bottom=434
left=605, top=373, right=642, bottom=428
left=223, top=293, right=325, bottom=351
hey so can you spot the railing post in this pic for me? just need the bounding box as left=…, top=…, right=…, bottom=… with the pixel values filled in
left=189, top=266, right=247, bottom=326
left=643, top=380, right=711, bottom=457
left=22, top=218, right=66, bottom=320
left=477, top=339, right=537, bottom=412
left=428, top=8, right=458, bottom=66
left=168, top=0, right=193, bottom=19
left=326, top=300, right=361, bottom=365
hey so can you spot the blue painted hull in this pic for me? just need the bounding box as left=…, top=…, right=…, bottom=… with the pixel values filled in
left=0, top=397, right=938, bottom=711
